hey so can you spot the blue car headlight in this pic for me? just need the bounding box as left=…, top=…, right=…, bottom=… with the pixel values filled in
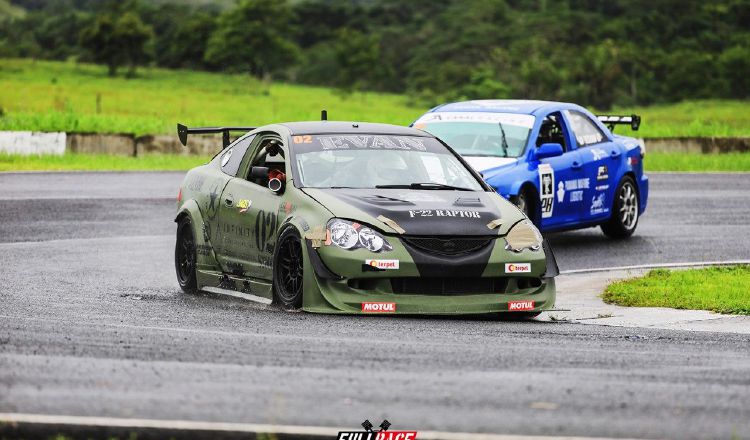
left=327, top=219, right=393, bottom=252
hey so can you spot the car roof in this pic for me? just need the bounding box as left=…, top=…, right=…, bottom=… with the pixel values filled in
left=277, top=121, right=430, bottom=137
left=428, top=99, right=579, bottom=116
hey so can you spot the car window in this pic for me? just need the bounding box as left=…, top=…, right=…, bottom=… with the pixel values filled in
left=413, top=112, right=534, bottom=158
left=565, top=110, right=607, bottom=147
left=291, top=134, right=483, bottom=190
left=536, top=112, right=569, bottom=152
left=219, top=135, right=255, bottom=176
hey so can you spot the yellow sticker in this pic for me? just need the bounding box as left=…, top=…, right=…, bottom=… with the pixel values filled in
left=237, top=199, right=252, bottom=213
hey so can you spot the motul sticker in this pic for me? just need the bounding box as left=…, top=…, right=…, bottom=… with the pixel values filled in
left=362, top=302, right=396, bottom=313
left=365, top=259, right=399, bottom=270
left=505, top=263, right=531, bottom=273
left=508, top=300, right=535, bottom=311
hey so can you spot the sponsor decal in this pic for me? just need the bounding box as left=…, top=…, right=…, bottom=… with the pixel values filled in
left=319, top=135, right=427, bottom=151
left=361, top=302, right=397, bottom=313
left=283, top=201, right=294, bottom=215
left=570, top=190, right=583, bottom=202
left=414, top=111, right=535, bottom=129
left=407, top=209, right=481, bottom=219
left=196, top=244, right=212, bottom=257
left=505, top=263, right=531, bottom=273
left=590, top=193, right=609, bottom=215
left=595, top=184, right=609, bottom=191
left=508, top=300, right=535, bottom=311
left=206, top=183, right=221, bottom=220
left=237, top=199, right=252, bottom=213
left=365, top=259, right=399, bottom=270
left=556, top=181, right=565, bottom=203
left=564, top=178, right=590, bottom=191
left=590, top=148, right=607, bottom=161
left=597, top=165, right=609, bottom=181
left=186, top=175, right=206, bottom=192
left=338, top=420, right=417, bottom=440
left=538, top=164, right=554, bottom=218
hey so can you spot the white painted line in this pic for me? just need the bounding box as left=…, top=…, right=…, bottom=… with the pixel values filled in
left=204, top=286, right=273, bottom=305
left=0, top=413, right=649, bottom=440
left=560, top=260, right=750, bottom=275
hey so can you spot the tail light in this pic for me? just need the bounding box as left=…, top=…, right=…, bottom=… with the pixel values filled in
left=177, top=188, right=182, bottom=202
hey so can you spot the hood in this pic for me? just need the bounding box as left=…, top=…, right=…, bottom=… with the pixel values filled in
left=464, top=156, right=518, bottom=173
left=302, top=188, right=517, bottom=236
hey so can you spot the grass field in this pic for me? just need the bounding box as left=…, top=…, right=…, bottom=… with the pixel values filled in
left=1, top=58, right=750, bottom=137
left=645, top=152, right=750, bottom=172
left=0, top=59, right=421, bottom=136
left=2, top=151, right=749, bottom=172
left=603, top=266, right=750, bottom=315
left=0, top=153, right=211, bottom=171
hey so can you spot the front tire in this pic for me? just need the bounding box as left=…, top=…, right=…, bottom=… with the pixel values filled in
left=601, top=176, right=639, bottom=239
left=512, top=186, right=537, bottom=225
left=273, top=227, right=304, bottom=309
left=175, top=217, right=197, bottom=293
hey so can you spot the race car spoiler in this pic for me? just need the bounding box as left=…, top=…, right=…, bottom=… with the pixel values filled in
left=177, top=123, right=255, bottom=148
left=596, top=114, right=641, bottom=132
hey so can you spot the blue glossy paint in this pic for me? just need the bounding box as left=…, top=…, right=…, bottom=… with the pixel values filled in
left=414, top=100, right=649, bottom=233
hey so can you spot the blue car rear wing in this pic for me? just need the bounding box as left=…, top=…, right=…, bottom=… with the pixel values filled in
left=177, top=124, right=256, bottom=149
left=596, top=114, right=641, bottom=132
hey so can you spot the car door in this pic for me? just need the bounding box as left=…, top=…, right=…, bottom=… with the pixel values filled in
left=215, top=133, right=284, bottom=281
left=534, top=112, right=587, bottom=229
left=563, top=110, right=621, bottom=222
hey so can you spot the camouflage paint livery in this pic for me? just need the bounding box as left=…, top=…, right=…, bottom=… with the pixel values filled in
left=176, top=122, right=557, bottom=314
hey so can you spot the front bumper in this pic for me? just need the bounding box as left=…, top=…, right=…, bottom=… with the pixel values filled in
left=301, top=236, right=557, bottom=315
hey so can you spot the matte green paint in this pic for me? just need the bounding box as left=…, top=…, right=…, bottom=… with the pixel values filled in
left=176, top=123, right=556, bottom=314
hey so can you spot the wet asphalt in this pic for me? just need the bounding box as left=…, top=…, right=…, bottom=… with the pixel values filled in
left=0, top=171, right=749, bottom=440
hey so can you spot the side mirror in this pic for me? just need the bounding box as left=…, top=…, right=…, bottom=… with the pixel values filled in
left=535, top=143, right=564, bottom=159
left=249, top=166, right=270, bottom=179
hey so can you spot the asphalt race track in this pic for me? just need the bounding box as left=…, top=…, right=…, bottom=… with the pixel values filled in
left=1, top=171, right=749, bottom=439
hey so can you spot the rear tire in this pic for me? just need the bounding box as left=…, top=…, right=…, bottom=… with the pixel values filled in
left=175, top=217, right=198, bottom=293
left=273, top=227, right=304, bottom=309
left=601, top=176, right=639, bottom=239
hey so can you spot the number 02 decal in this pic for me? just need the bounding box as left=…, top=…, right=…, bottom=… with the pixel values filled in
left=292, top=135, right=312, bottom=144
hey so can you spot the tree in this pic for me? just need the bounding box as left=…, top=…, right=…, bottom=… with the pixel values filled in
left=79, top=8, right=153, bottom=76
left=204, top=0, right=298, bottom=78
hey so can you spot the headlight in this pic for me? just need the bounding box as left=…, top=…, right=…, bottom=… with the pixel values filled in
left=328, top=219, right=359, bottom=249
left=505, top=219, right=543, bottom=252
left=327, top=219, right=392, bottom=252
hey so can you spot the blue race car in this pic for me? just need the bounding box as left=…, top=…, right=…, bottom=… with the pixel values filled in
left=413, top=100, right=648, bottom=238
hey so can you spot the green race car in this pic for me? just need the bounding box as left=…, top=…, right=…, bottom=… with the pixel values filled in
left=174, top=120, right=558, bottom=315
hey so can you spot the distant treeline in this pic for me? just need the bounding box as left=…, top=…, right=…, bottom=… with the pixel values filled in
left=2, top=0, right=749, bottom=109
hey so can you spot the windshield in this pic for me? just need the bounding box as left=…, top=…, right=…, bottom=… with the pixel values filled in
left=291, top=134, right=483, bottom=191
left=414, top=112, right=535, bottom=158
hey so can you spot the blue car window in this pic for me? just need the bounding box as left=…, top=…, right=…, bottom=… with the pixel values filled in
left=536, top=113, right=570, bottom=152
left=565, top=110, right=607, bottom=147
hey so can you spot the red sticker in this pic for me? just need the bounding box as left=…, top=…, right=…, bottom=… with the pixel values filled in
left=508, top=300, right=535, bottom=311
left=361, top=302, right=396, bottom=313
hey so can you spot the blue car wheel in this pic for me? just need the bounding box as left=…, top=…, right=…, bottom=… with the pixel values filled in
left=601, top=176, right=639, bottom=239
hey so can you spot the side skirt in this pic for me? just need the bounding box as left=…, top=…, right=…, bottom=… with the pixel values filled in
left=197, top=269, right=274, bottom=304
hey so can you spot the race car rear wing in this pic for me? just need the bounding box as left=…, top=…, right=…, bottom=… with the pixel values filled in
left=596, top=114, right=641, bottom=132
left=177, top=123, right=255, bottom=149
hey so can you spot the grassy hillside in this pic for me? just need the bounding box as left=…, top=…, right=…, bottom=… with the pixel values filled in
left=0, top=59, right=749, bottom=137
left=0, top=59, right=422, bottom=136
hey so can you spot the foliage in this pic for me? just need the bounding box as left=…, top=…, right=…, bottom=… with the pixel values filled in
left=204, top=0, right=298, bottom=77
left=1, top=0, right=749, bottom=108
left=603, top=266, right=750, bottom=315
left=79, top=4, right=153, bottom=76
left=643, top=152, right=750, bottom=172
